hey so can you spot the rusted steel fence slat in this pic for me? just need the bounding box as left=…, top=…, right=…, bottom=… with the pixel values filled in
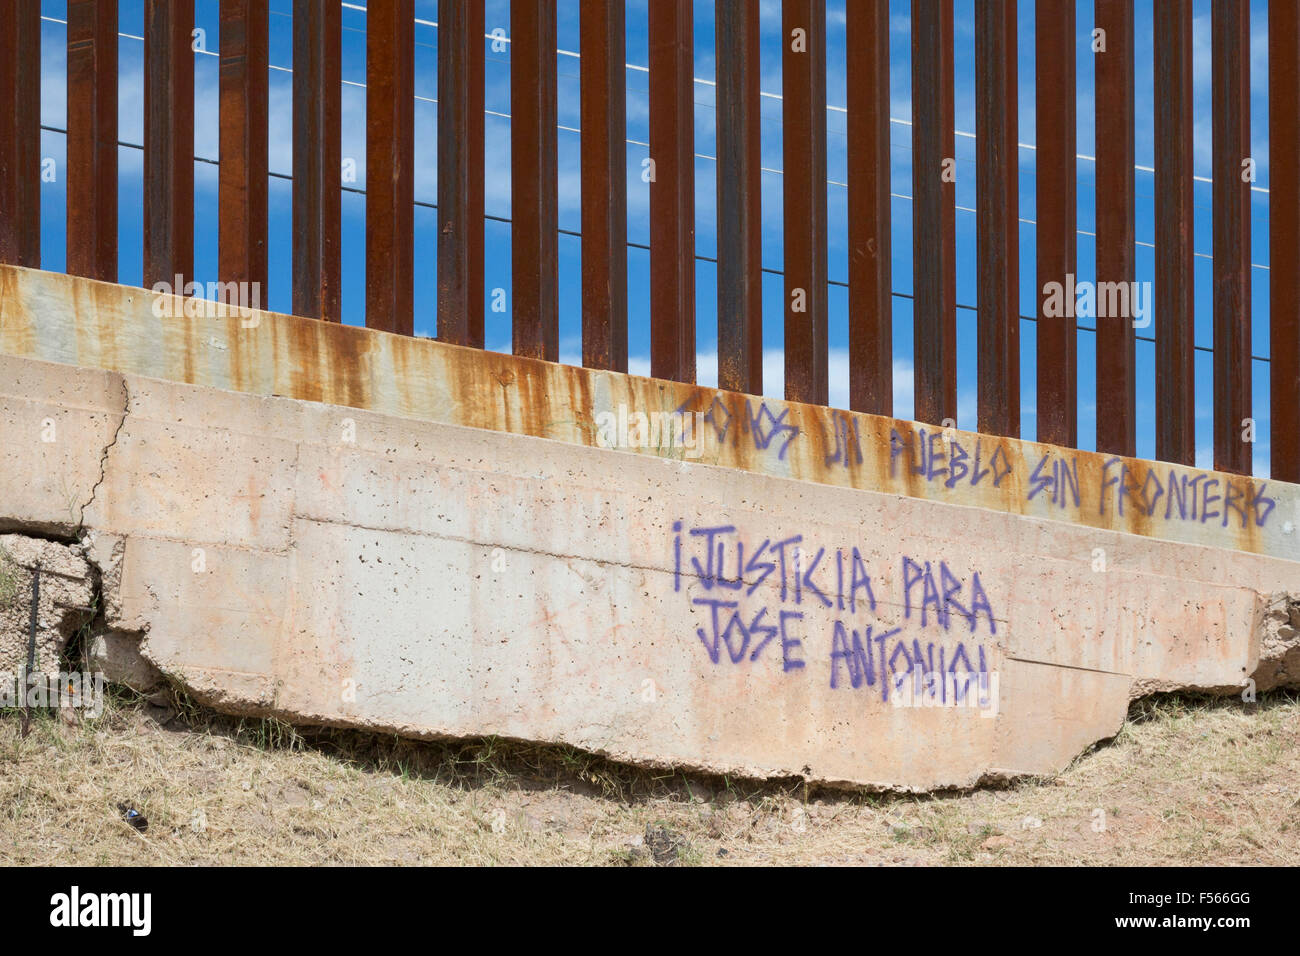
left=715, top=0, right=762, bottom=395
left=1211, top=0, right=1251, bottom=476
left=1036, top=0, right=1076, bottom=448
left=438, top=0, right=485, bottom=348
left=512, top=0, right=559, bottom=361
left=0, top=0, right=40, bottom=269
left=910, top=0, right=956, bottom=426
left=219, top=0, right=269, bottom=298
left=581, top=0, right=628, bottom=372
left=366, top=0, right=415, bottom=336
left=1094, top=0, right=1136, bottom=457
left=1271, top=0, right=1300, bottom=482
left=143, top=0, right=195, bottom=289
left=468, top=0, right=485, bottom=349
left=782, top=0, right=829, bottom=406
left=976, top=0, right=1019, bottom=438
left=846, top=0, right=891, bottom=417
left=1154, top=0, right=1196, bottom=466
left=649, top=0, right=695, bottom=383
left=291, top=0, right=341, bottom=323
left=67, top=0, right=119, bottom=283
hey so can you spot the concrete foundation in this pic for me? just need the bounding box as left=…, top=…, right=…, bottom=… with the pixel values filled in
left=1, top=266, right=1297, bottom=789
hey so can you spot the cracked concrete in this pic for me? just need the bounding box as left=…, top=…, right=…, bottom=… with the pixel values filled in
left=0, top=534, right=95, bottom=676
left=2, top=346, right=1299, bottom=789
left=0, top=528, right=160, bottom=693
left=77, top=375, right=130, bottom=539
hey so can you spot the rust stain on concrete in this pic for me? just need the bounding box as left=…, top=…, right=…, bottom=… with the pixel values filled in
left=0, top=264, right=1296, bottom=565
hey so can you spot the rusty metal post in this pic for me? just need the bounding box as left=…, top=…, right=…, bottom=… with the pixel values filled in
left=0, top=0, right=40, bottom=269
left=1036, top=0, right=1076, bottom=448
left=910, top=0, right=956, bottom=426
left=782, top=0, right=829, bottom=406
left=292, top=0, right=341, bottom=322
left=1212, top=0, right=1251, bottom=475
left=715, top=0, right=762, bottom=395
left=438, top=0, right=486, bottom=348
left=581, top=0, right=628, bottom=372
left=219, top=0, right=269, bottom=301
left=468, top=1, right=485, bottom=346
left=1154, top=0, right=1195, bottom=465
left=846, top=0, right=891, bottom=417
left=976, top=0, right=1019, bottom=438
left=366, top=0, right=414, bottom=336
left=649, top=0, right=695, bottom=383
left=143, top=0, right=195, bottom=290
left=1094, top=0, right=1136, bottom=457
left=512, top=0, right=559, bottom=361
left=1271, top=0, right=1300, bottom=482
left=67, top=0, right=119, bottom=283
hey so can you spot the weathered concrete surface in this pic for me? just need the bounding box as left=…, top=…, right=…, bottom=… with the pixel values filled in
left=2, top=264, right=1297, bottom=563
left=1, top=347, right=1297, bottom=790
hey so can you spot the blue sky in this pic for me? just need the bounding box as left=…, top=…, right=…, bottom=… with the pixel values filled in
left=33, top=0, right=1276, bottom=474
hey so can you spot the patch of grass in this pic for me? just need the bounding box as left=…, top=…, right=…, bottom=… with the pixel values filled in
left=0, top=546, right=20, bottom=611
left=0, top=690, right=1297, bottom=865
left=235, top=716, right=304, bottom=752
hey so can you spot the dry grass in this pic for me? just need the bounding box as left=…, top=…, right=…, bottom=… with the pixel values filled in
left=2, top=688, right=1298, bottom=866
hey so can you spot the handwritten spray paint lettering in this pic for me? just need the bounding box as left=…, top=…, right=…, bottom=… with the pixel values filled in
left=889, top=427, right=1014, bottom=490
left=675, top=397, right=801, bottom=460
left=1097, top=458, right=1274, bottom=529
left=887, top=426, right=1276, bottom=529
left=659, top=395, right=1278, bottom=538
left=672, top=523, right=998, bottom=715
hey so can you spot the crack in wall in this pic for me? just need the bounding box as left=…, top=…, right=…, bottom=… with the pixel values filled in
left=76, top=374, right=130, bottom=540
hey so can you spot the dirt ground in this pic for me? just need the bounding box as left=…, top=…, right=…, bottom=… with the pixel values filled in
left=2, top=688, right=1298, bottom=866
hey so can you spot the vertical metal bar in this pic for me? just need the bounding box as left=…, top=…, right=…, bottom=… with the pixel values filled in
left=846, top=0, right=891, bottom=416
left=22, top=561, right=40, bottom=736
left=26, top=563, right=39, bottom=675
left=975, top=0, right=1019, bottom=438
left=1212, top=0, right=1251, bottom=475
left=714, top=0, right=761, bottom=394
left=581, top=0, right=628, bottom=372
left=911, top=0, right=956, bottom=426
left=291, top=0, right=341, bottom=322
left=1035, top=0, right=1076, bottom=448
left=143, top=0, right=195, bottom=290
left=67, top=0, right=119, bottom=282
left=467, top=0, right=485, bottom=349
left=512, top=0, right=559, bottom=361
left=1094, top=0, right=1136, bottom=457
left=714, top=0, right=762, bottom=396
left=1271, top=0, right=1300, bottom=483
left=648, top=0, right=695, bottom=383
left=1154, top=0, right=1195, bottom=465
left=366, top=0, right=414, bottom=336
left=782, top=0, right=828, bottom=406
left=219, top=0, right=268, bottom=300
left=438, top=0, right=486, bottom=348
left=0, top=0, right=40, bottom=269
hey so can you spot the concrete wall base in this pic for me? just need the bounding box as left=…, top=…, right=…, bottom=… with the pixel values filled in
left=3, top=350, right=1297, bottom=790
